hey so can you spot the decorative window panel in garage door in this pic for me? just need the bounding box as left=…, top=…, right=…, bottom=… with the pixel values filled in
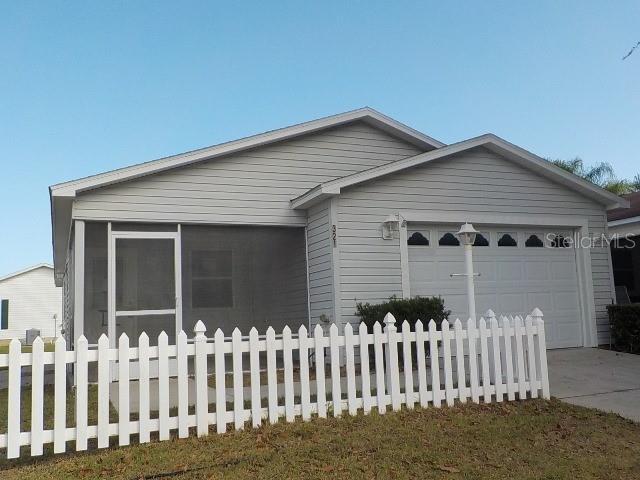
left=408, top=225, right=581, bottom=349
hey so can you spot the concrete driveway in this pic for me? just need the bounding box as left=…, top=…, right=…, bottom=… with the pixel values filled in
left=548, top=348, right=640, bottom=422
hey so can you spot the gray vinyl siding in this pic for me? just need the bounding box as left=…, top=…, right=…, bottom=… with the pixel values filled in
left=72, top=122, right=423, bottom=225
left=307, top=200, right=334, bottom=332
left=337, top=146, right=614, bottom=345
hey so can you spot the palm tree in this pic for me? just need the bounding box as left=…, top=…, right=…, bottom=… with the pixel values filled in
left=602, top=179, right=636, bottom=196
left=547, top=157, right=640, bottom=195
left=549, top=157, right=615, bottom=186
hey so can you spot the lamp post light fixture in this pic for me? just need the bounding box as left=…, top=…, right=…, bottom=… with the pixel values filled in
left=452, top=223, right=481, bottom=321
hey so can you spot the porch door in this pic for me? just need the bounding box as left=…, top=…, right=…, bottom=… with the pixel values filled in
left=108, top=228, right=182, bottom=379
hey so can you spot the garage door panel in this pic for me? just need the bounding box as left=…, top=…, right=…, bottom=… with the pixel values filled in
left=551, top=261, right=577, bottom=280
left=475, top=261, right=496, bottom=280
left=408, top=224, right=582, bottom=349
left=436, top=261, right=464, bottom=280
left=497, top=261, right=523, bottom=281
left=528, top=292, right=553, bottom=312
left=554, top=291, right=580, bottom=311
left=525, top=262, right=549, bottom=281
left=498, top=293, right=527, bottom=314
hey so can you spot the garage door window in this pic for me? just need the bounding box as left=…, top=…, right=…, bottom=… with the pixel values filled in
left=473, top=233, right=490, bottom=247
left=407, top=232, right=430, bottom=246
left=525, top=234, right=544, bottom=247
left=497, top=233, right=518, bottom=247
left=438, top=232, right=460, bottom=246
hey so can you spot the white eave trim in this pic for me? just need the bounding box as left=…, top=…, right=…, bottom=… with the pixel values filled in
left=291, top=133, right=629, bottom=211
left=608, top=216, right=640, bottom=228
left=49, top=107, right=444, bottom=198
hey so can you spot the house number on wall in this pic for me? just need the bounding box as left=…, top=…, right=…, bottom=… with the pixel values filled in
left=332, top=225, right=337, bottom=247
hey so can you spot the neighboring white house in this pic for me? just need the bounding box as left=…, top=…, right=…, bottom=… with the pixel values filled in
left=0, top=263, right=63, bottom=340
left=49, top=107, right=628, bottom=352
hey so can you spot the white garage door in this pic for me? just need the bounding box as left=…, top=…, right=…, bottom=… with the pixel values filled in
left=408, top=224, right=582, bottom=349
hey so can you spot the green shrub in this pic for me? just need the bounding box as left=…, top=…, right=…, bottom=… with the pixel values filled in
left=607, top=304, right=640, bottom=353
left=355, top=296, right=450, bottom=331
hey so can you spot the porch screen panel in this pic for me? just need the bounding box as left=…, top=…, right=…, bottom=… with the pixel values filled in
left=115, top=238, right=175, bottom=311
left=84, top=222, right=108, bottom=344
left=181, top=225, right=308, bottom=334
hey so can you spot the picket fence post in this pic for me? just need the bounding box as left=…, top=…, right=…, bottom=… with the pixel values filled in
left=7, top=338, right=21, bottom=459
left=138, top=332, right=151, bottom=443
left=415, top=320, right=428, bottom=408
left=214, top=328, right=226, bottom=433
left=501, top=316, right=516, bottom=401
left=428, top=319, right=441, bottom=408
left=249, top=327, right=261, bottom=427
left=31, top=337, right=45, bottom=456
left=329, top=323, right=342, bottom=417
left=525, top=316, right=538, bottom=399
left=514, top=316, right=527, bottom=399
left=53, top=336, right=66, bottom=454
left=193, top=320, right=208, bottom=437
left=384, top=313, right=401, bottom=411
left=298, top=325, right=311, bottom=421
left=232, top=327, right=245, bottom=429
left=531, top=309, right=550, bottom=399
left=314, top=324, right=327, bottom=418
left=373, top=321, right=386, bottom=413
left=359, top=322, right=372, bottom=413
left=97, top=334, right=110, bottom=449
left=466, top=318, right=480, bottom=403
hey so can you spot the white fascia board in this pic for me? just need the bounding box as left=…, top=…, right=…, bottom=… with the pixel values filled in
left=608, top=216, right=640, bottom=228
left=291, top=133, right=630, bottom=210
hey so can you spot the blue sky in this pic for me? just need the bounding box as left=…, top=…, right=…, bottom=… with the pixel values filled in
left=0, top=1, right=638, bottom=274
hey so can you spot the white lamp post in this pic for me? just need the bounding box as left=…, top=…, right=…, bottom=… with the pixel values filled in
left=453, top=223, right=480, bottom=321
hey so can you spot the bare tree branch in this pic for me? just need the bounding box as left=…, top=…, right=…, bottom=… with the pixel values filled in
left=623, top=40, right=640, bottom=60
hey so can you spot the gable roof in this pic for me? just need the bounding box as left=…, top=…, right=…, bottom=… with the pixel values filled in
left=0, top=264, right=53, bottom=283
left=49, top=107, right=443, bottom=279
left=49, top=107, right=443, bottom=198
left=291, top=133, right=630, bottom=211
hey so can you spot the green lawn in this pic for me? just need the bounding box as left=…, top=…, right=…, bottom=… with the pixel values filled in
left=0, top=398, right=639, bottom=479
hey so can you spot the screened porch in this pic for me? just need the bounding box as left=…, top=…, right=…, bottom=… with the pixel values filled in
left=80, top=222, right=309, bottom=349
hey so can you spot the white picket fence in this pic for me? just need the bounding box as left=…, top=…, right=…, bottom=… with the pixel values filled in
left=0, top=309, right=549, bottom=459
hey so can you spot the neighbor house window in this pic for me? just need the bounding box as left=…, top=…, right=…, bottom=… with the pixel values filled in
left=525, top=234, right=544, bottom=247
left=191, top=250, right=233, bottom=308
left=408, top=232, right=429, bottom=246
left=497, top=233, right=517, bottom=247
left=1, top=299, right=8, bottom=330
left=438, top=232, right=460, bottom=246
left=473, top=234, right=489, bottom=247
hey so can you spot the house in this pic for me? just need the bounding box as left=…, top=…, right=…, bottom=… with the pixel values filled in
left=49, top=108, right=628, bottom=353
left=608, top=191, right=640, bottom=303
left=0, top=263, right=63, bottom=340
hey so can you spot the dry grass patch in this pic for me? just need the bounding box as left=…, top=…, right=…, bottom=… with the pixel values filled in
left=0, top=399, right=639, bottom=479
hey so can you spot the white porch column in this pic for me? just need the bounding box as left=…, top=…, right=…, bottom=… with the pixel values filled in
left=73, top=220, right=85, bottom=347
